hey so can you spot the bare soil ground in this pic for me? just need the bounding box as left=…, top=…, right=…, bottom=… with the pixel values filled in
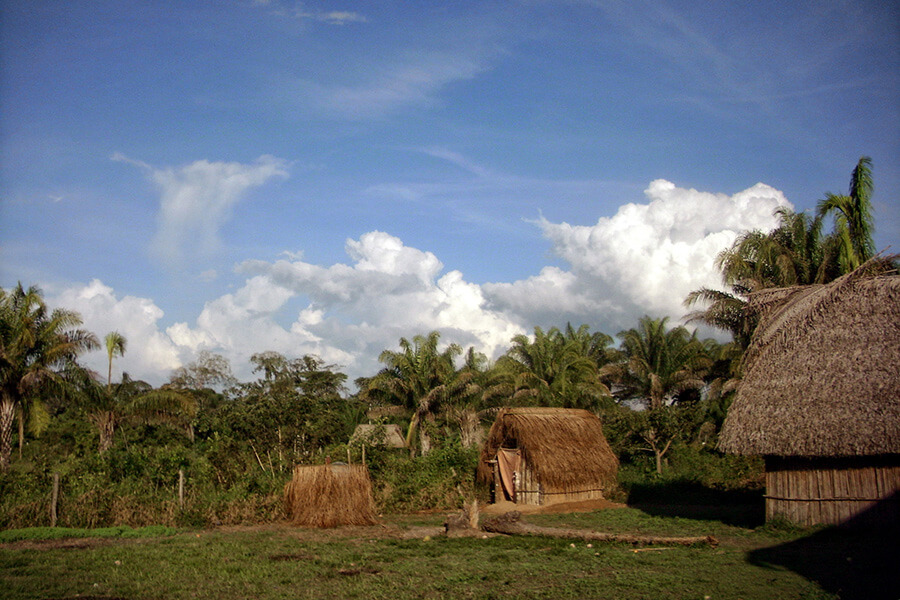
left=0, top=500, right=628, bottom=549
left=480, top=498, right=627, bottom=515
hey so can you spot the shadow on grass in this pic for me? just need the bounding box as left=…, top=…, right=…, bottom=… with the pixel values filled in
left=747, top=493, right=900, bottom=600
left=626, top=480, right=765, bottom=528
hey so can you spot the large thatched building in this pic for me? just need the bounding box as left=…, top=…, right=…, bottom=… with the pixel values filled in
left=718, top=269, right=900, bottom=526
left=477, top=408, right=618, bottom=506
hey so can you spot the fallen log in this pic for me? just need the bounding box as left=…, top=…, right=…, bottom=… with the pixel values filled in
left=481, top=511, right=718, bottom=548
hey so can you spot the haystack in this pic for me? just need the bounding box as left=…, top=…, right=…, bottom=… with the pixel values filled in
left=718, top=267, right=900, bottom=526
left=477, top=408, right=618, bottom=506
left=283, top=463, right=378, bottom=527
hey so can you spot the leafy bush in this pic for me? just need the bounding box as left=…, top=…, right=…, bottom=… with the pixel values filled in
left=366, top=441, right=480, bottom=513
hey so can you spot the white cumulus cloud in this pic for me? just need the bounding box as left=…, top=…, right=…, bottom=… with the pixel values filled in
left=49, top=280, right=182, bottom=383
left=45, top=180, right=792, bottom=386
left=485, top=180, right=790, bottom=334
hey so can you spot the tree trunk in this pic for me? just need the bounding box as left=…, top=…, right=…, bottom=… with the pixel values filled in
left=17, top=404, right=24, bottom=459
left=96, top=412, right=117, bottom=453
left=405, top=412, right=420, bottom=458
left=0, top=396, right=16, bottom=471
left=458, top=409, right=479, bottom=448
left=643, top=428, right=672, bottom=476
left=482, top=511, right=717, bottom=547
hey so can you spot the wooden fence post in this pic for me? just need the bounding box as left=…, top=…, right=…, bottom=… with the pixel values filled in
left=50, top=473, right=60, bottom=527
left=178, top=469, right=185, bottom=509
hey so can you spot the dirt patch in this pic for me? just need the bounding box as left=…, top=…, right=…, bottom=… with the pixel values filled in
left=0, top=537, right=124, bottom=551
left=480, top=498, right=626, bottom=515
left=1, top=501, right=627, bottom=550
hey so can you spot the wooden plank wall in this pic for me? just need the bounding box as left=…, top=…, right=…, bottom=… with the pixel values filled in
left=513, top=461, right=608, bottom=506
left=515, top=462, right=542, bottom=505
left=765, top=456, right=900, bottom=526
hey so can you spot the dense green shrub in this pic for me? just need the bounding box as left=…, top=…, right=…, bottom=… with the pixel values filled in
left=365, top=441, right=481, bottom=513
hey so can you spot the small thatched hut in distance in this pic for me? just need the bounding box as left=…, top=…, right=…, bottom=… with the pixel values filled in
left=283, top=463, right=378, bottom=528
left=718, top=269, right=900, bottom=526
left=477, top=408, right=618, bottom=506
left=350, top=423, right=407, bottom=449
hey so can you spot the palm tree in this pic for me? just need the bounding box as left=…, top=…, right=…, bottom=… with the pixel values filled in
left=104, top=331, right=127, bottom=389
left=603, top=316, right=711, bottom=474
left=562, top=323, right=617, bottom=370
left=606, top=316, right=710, bottom=411
left=0, top=284, right=98, bottom=470
left=685, top=207, right=839, bottom=351
left=440, top=346, right=500, bottom=448
left=493, top=326, right=611, bottom=410
left=67, top=367, right=198, bottom=453
left=817, top=156, right=875, bottom=272
left=367, top=331, right=462, bottom=455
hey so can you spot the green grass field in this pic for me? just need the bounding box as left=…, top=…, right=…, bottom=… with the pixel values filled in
left=5, top=504, right=897, bottom=600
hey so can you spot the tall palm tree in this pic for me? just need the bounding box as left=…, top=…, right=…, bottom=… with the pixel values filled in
left=604, top=316, right=711, bottom=474
left=0, top=284, right=98, bottom=470
left=606, top=316, right=710, bottom=410
left=493, top=326, right=611, bottom=410
left=104, top=331, right=127, bottom=389
left=367, top=331, right=462, bottom=455
left=441, top=346, right=495, bottom=448
left=817, top=156, right=875, bottom=272
left=685, top=207, right=839, bottom=351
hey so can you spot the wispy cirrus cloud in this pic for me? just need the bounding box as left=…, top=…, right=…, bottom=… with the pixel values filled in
left=113, top=153, right=289, bottom=267
left=255, top=1, right=367, bottom=25
left=297, top=51, right=494, bottom=119
left=295, top=8, right=367, bottom=26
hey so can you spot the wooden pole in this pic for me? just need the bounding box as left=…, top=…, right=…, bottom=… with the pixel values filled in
left=361, top=443, right=366, bottom=467
left=178, top=469, right=185, bottom=509
left=50, top=473, right=59, bottom=527
left=347, top=446, right=351, bottom=465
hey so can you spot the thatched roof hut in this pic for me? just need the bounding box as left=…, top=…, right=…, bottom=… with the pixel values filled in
left=477, top=408, right=619, bottom=506
left=718, top=268, right=900, bottom=526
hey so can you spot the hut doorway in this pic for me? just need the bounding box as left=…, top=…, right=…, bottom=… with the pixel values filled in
left=496, top=448, right=520, bottom=502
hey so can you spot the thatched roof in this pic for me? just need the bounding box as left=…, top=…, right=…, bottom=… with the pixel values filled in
left=718, top=268, right=900, bottom=458
left=477, top=407, right=618, bottom=491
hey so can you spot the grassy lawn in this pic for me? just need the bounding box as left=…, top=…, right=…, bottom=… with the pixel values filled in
left=5, top=505, right=884, bottom=600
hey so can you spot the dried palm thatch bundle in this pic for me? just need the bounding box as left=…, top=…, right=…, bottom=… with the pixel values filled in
left=283, top=464, right=378, bottom=528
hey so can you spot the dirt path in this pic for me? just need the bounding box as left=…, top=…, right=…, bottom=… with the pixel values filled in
left=480, top=498, right=627, bottom=515
left=0, top=500, right=630, bottom=549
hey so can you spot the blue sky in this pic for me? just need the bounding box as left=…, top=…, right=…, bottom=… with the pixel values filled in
left=2, top=0, right=898, bottom=385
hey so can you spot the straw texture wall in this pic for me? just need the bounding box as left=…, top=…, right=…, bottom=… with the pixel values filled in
left=719, top=271, right=900, bottom=457
left=283, top=464, right=377, bottom=528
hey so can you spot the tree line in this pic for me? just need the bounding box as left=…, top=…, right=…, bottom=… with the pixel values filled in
left=0, top=156, right=892, bottom=489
